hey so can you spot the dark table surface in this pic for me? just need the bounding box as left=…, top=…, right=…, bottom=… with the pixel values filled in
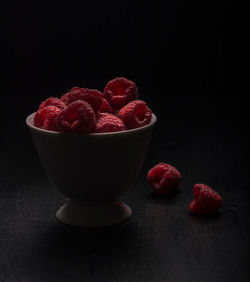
left=1, top=92, right=249, bottom=282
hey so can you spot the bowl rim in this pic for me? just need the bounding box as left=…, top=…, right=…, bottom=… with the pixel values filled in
left=26, top=112, right=157, bottom=136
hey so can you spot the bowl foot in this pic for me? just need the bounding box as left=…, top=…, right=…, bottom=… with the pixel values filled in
left=56, top=200, right=132, bottom=228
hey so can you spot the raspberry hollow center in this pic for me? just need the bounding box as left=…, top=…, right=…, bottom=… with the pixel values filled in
left=65, top=110, right=79, bottom=124
left=136, top=104, right=147, bottom=121
left=115, top=85, right=126, bottom=97
left=152, top=169, right=166, bottom=189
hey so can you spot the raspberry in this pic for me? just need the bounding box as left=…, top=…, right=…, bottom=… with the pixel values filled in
left=94, top=113, right=126, bottom=133
left=117, top=100, right=152, bottom=129
left=61, top=87, right=82, bottom=105
left=146, top=163, right=181, bottom=195
left=65, top=87, right=86, bottom=102
left=189, top=184, right=222, bottom=214
left=61, top=92, right=70, bottom=105
left=104, top=77, right=138, bottom=110
left=34, top=106, right=61, bottom=131
left=66, top=88, right=103, bottom=113
left=57, top=100, right=96, bottom=133
left=99, top=98, right=113, bottom=113
left=39, top=97, right=66, bottom=110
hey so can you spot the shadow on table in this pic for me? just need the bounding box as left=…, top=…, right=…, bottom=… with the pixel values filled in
left=146, top=189, right=181, bottom=205
left=43, top=220, right=138, bottom=257
left=188, top=212, right=222, bottom=225
left=28, top=218, right=146, bottom=279
left=24, top=213, right=171, bottom=282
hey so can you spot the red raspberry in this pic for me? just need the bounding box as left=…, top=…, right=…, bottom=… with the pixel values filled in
left=99, top=98, right=113, bottom=113
left=61, top=92, right=70, bottom=105
left=39, top=97, right=66, bottom=111
left=104, top=77, right=138, bottom=110
left=189, top=184, right=222, bottom=214
left=117, top=100, right=152, bottom=129
left=146, top=163, right=182, bottom=195
left=57, top=100, right=96, bottom=133
left=94, top=113, right=126, bottom=133
left=61, top=87, right=82, bottom=105
left=65, top=87, right=87, bottom=102
left=34, top=106, right=61, bottom=131
left=67, top=88, right=104, bottom=113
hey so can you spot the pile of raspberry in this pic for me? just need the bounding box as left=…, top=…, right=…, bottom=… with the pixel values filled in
left=34, top=77, right=152, bottom=134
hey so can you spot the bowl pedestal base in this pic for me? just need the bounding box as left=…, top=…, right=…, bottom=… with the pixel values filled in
left=56, top=200, right=132, bottom=228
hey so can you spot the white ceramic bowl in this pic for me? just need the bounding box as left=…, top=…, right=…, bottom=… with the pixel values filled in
left=26, top=112, right=157, bottom=227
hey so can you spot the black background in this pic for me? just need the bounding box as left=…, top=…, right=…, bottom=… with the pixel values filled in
left=1, top=1, right=249, bottom=282
left=2, top=0, right=235, bottom=94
